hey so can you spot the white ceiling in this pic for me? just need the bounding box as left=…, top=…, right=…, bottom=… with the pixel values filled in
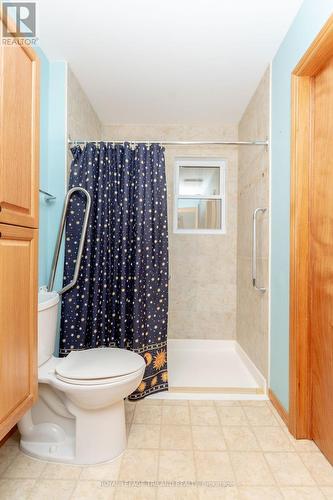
left=38, top=0, right=303, bottom=125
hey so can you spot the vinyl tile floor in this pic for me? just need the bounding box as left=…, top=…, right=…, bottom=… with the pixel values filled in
left=1, top=399, right=333, bottom=499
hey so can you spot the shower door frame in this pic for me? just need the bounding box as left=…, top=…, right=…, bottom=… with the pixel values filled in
left=289, top=14, right=333, bottom=439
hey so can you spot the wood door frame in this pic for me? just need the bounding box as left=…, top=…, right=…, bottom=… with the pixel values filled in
left=289, top=14, right=333, bottom=438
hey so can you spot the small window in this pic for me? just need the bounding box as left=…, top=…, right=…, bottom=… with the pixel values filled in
left=174, top=158, right=226, bottom=234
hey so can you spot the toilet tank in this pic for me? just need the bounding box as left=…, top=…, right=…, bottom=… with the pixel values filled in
left=38, top=291, right=60, bottom=366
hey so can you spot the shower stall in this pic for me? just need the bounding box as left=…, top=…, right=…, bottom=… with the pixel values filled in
left=65, top=66, right=270, bottom=401
left=149, top=71, right=270, bottom=400
left=156, top=138, right=268, bottom=400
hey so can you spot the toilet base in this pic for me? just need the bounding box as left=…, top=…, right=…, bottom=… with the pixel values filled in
left=20, top=438, right=124, bottom=465
left=20, top=436, right=76, bottom=464
left=19, top=399, right=127, bottom=465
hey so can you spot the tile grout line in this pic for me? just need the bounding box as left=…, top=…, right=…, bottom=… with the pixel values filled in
left=266, top=401, right=332, bottom=487
left=0, top=446, right=21, bottom=478
left=156, top=402, right=163, bottom=497
left=213, top=400, right=238, bottom=491
left=188, top=401, right=200, bottom=499
left=229, top=401, right=281, bottom=487
left=243, top=403, right=280, bottom=488
left=243, top=405, right=275, bottom=454
left=227, top=403, right=261, bottom=452
left=116, top=399, right=135, bottom=488
left=26, top=479, right=38, bottom=500
left=295, top=449, right=330, bottom=488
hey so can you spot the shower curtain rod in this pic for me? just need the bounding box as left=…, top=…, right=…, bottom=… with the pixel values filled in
left=68, top=138, right=269, bottom=147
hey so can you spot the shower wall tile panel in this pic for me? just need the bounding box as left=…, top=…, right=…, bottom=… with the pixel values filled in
left=67, top=68, right=102, bottom=172
left=102, top=124, right=239, bottom=340
left=237, top=68, right=270, bottom=377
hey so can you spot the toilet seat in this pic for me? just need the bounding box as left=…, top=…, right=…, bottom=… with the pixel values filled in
left=55, top=347, right=145, bottom=385
left=55, top=366, right=145, bottom=385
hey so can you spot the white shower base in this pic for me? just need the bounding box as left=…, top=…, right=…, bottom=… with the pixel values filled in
left=149, top=339, right=267, bottom=401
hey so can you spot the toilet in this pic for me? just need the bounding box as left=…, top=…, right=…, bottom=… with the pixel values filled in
left=18, top=291, right=145, bottom=465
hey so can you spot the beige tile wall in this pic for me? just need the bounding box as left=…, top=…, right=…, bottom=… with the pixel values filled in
left=67, top=68, right=102, bottom=170
left=236, top=67, right=270, bottom=377
left=102, top=124, right=238, bottom=340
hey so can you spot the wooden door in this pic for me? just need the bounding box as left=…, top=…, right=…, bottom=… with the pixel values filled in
left=309, top=55, right=333, bottom=461
left=0, top=34, right=39, bottom=228
left=290, top=15, right=333, bottom=464
left=0, top=224, right=38, bottom=440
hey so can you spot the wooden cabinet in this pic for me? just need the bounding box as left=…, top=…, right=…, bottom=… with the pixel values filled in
left=0, top=225, right=38, bottom=439
left=0, top=20, right=39, bottom=441
left=0, top=40, right=39, bottom=228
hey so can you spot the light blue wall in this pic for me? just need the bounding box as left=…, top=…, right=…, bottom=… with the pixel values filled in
left=35, top=48, right=67, bottom=293
left=35, top=48, right=50, bottom=287
left=46, top=62, right=67, bottom=293
left=270, top=0, right=332, bottom=410
left=35, top=50, right=67, bottom=355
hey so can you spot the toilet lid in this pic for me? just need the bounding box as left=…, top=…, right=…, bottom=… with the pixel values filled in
left=55, top=348, right=145, bottom=381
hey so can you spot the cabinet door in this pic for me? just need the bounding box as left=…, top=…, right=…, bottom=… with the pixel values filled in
left=0, top=33, right=40, bottom=228
left=0, top=223, right=38, bottom=440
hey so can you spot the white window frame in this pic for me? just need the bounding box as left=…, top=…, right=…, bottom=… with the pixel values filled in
left=174, top=157, right=226, bottom=235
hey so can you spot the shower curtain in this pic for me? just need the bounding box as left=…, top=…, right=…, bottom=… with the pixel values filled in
left=60, top=142, right=169, bottom=399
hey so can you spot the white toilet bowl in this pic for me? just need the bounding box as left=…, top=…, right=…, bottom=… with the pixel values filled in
left=18, top=292, right=145, bottom=465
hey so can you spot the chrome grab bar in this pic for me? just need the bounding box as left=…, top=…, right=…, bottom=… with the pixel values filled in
left=47, top=187, right=91, bottom=295
left=252, top=207, right=267, bottom=293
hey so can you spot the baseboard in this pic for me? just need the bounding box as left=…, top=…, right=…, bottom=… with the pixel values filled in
left=269, top=388, right=289, bottom=425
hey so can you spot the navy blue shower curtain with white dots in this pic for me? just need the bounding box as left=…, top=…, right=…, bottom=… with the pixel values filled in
left=60, top=142, right=169, bottom=399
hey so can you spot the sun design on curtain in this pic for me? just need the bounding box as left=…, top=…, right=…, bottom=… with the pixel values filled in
left=59, top=142, right=169, bottom=399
